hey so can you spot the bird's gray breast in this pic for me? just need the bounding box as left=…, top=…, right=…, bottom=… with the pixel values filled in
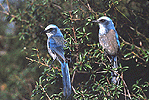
left=99, top=29, right=118, bottom=56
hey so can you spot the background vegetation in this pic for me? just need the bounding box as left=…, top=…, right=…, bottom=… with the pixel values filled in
left=0, top=0, right=148, bottom=99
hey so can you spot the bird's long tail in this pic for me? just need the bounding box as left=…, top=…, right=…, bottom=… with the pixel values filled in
left=111, top=56, right=120, bottom=85
left=61, top=62, right=71, bottom=97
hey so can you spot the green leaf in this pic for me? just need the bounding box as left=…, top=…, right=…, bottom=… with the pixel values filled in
left=40, top=96, right=45, bottom=99
left=124, top=53, right=132, bottom=57
left=83, top=27, right=85, bottom=33
left=9, top=17, right=15, bottom=23
left=85, top=64, right=92, bottom=69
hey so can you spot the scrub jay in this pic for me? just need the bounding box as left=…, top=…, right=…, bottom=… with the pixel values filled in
left=92, top=16, right=120, bottom=85
left=43, top=24, right=71, bottom=97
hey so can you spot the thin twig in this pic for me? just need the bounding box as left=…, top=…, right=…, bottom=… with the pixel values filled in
left=85, top=0, right=95, bottom=13
left=26, top=57, right=49, bottom=67
left=129, top=26, right=149, bottom=42
left=120, top=74, right=132, bottom=99
left=0, top=3, right=6, bottom=11
left=39, top=84, right=51, bottom=100
left=131, top=51, right=145, bottom=62
left=71, top=69, right=76, bottom=83
left=6, top=0, right=10, bottom=12
left=119, top=35, right=146, bottom=51
left=72, top=86, right=78, bottom=95
left=123, top=81, right=127, bottom=100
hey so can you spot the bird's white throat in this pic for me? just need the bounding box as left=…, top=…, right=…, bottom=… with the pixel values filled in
left=99, top=24, right=108, bottom=35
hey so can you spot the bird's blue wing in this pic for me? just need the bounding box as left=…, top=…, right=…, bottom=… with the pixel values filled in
left=49, top=36, right=66, bottom=62
left=114, top=30, right=120, bottom=48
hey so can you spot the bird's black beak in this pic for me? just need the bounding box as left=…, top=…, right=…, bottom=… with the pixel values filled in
left=40, top=30, right=47, bottom=34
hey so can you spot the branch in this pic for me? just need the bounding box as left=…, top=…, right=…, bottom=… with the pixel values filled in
left=129, top=26, right=149, bottom=42
left=39, top=84, right=51, bottom=100
left=119, top=35, right=146, bottom=51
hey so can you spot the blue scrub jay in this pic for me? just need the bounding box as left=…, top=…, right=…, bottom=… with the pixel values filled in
left=92, top=16, right=120, bottom=85
left=43, top=24, right=71, bottom=97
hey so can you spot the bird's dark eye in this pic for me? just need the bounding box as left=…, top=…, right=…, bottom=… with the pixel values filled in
left=100, top=19, right=105, bottom=22
left=47, top=28, right=54, bottom=33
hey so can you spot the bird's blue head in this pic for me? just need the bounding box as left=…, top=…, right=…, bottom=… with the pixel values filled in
left=92, top=16, right=115, bottom=30
left=43, top=24, right=62, bottom=37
